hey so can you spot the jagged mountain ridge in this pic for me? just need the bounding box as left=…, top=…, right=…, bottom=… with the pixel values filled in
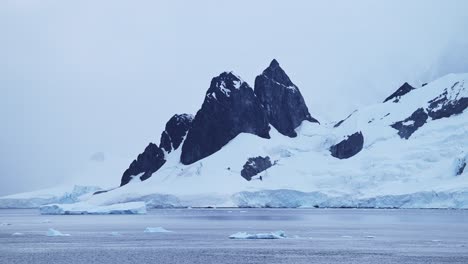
left=100, top=60, right=468, bottom=210
left=120, top=60, right=317, bottom=185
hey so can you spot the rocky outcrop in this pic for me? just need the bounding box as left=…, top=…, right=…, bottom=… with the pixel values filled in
left=391, top=108, right=428, bottom=139
left=181, top=72, right=270, bottom=165
left=241, top=156, right=273, bottom=181
left=160, top=114, right=193, bottom=153
left=426, top=81, right=467, bottom=120
left=120, top=143, right=166, bottom=186
left=254, top=59, right=318, bottom=137
left=330, top=132, right=364, bottom=159
left=383, top=82, right=416, bottom=103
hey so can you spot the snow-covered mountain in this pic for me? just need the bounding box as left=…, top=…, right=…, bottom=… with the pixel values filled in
left=1, top=60, right=467, bottom=209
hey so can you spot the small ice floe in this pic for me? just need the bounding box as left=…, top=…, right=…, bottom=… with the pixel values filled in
left=144, top=227, right=173, bottom=233
left=12, top=232, right=24, bottom=236
left=239, top=211, right=247, bottom=213
left=431, top=239, right=442, bottom=243
left=229, top=230, right=286, bottom=239
left=364, top=235, right=375, bottom=239
left=41, top=219, right=51, bottom=224
left=341, top=235, right=353, bottom=238
left=46, top=228, right=70, bottom=237
left=110, top=232, right=122, bottom=236
left=1, top=222, right=11, bottom=226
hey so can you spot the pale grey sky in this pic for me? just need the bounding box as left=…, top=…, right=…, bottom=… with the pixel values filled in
left=1, top=0, right=468, bottom=196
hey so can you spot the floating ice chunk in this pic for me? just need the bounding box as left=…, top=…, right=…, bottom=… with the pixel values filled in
left=364, top=235, right=375, bottom=239
left=144, top=227, right=173, bottom=233
left=110, top=232, right=122, bottom=236
left=41, top=219, right=51, bottom=223
left=431, top=239, right=442, bottom=243
left=1, top=222, right=11, bottom=226
left=39, top=201, right=147, bottom=215
left=341, top=235, right=353, bottom=238
left=229, top=230, right=286, bottom=239
left=12, top=232, right=24, bottom=236
left=46, top=228, right=70, bottom=237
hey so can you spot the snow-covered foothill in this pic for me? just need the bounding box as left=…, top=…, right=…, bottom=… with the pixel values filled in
left=39, top=201, right=147, bottom=215
left=229, top=230, right=286, bottom=239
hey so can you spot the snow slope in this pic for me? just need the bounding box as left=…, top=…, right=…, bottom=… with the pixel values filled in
left=2, top=73, right=467, bottom=209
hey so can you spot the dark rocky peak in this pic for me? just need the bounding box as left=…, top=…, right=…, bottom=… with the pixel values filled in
left=205, top=71, right=246, bottom=102
left=181, top=72, right=270, bottom=165
left=383, top=82, right=416, bottom=103
left=120, top=143, right=166, bottom=186
left=330, top=132, right=364, bottom=159
left=160, top=114, right=194, bottom=153
left=254, top=59, right=319, bottom=137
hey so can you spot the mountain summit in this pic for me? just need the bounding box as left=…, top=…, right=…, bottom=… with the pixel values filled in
left=180, top=72, right=270, bottom=165
left=255, top=59, right=319, bottom=137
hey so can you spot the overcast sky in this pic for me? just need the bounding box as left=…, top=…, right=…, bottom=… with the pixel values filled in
left=1, top=0, right=468, bottom=196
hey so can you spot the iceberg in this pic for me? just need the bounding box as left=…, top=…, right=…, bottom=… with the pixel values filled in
left=46, top=228, right=70, bottom=237
left=39, top=201, right=147, bottom=215
left=229, top=230, right=286, bottom=239
left=144, top=227, right=173, bottom=233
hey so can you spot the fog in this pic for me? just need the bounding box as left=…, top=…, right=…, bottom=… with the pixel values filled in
left=1, top=0, right=467, bottom=195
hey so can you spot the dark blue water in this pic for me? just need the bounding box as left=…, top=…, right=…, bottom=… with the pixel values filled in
left=1, top=208, right=467, bottom=264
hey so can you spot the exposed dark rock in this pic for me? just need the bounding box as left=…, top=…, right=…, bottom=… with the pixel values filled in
left=120, top=143, right=166, bottom=186
left=456, top=160, right=466, bottom=176
left=93, top=190, right=108, bottom=195
left=391, top=108, right=428, bottom=139
left=334, top=110, right=357, bottom=128
left=426, top=82, right=467, bottom=120
left=330, top=132, right=364, bottom=159
left=254, top=59, right=318, bottom=137
left=383, top=82, right=416, bottom=103
left=241, top=156, right=273, bottom=181
left=454, top=154, right=467, bottom=176
left=422, top=83, right=428, bottom=87
left=181, top=72, right=270, bottom=165
left=160, top=114, right=193, bottom=153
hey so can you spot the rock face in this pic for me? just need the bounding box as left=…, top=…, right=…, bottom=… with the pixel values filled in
left=181, top=72, right=270, bottom=165
left=383, top=82, right=416, bottom=103
left=391, top=108, right=428, bottom=139
left=330, top=132, right=364, bottom=159
left=254, top=59, right=318, bottom=137
left=160, top=114, right=193, bottom=153
left=426, top=81, right=467, bottom=120
left=120, top=143, right=166, bottom=186
left=241, top=156, right=273, bottom=181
